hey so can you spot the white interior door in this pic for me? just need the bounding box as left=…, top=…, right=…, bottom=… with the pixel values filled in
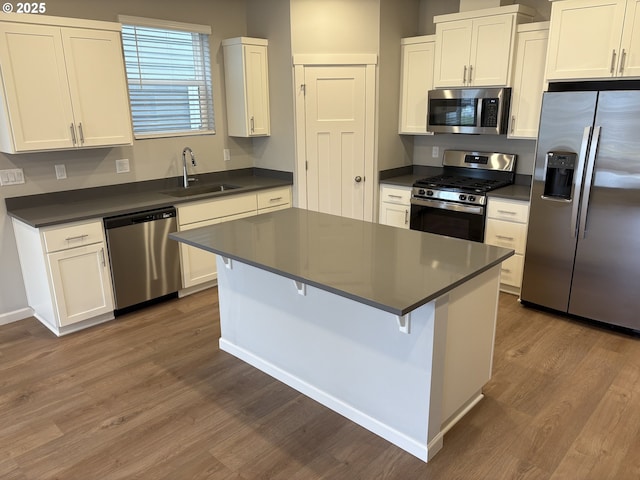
left=304, top=66, right=367, bottom=220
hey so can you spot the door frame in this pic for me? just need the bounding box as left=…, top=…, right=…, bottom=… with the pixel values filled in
left=293, top=54, right=378, bottom=222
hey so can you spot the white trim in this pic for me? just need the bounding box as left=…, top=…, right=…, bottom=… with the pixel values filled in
left=0, top=307, right=33, bottom=326
left=117, top=15, right=212, bottom=34
left=293, top=53, right=378, bottom=66
left=220, top=339, right=430, bottom=462
left=1, top=13, right=120, bottom=31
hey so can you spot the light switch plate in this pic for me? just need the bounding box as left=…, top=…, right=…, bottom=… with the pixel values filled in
left=55, top=164, right=67, bottom=180
left=223, top=149, right=231, bottom=161
left=116, top=159, right=130, bottom=173
left=432, top=146, right=440, bottom=158
left=0, top=168, right=25, bottom=186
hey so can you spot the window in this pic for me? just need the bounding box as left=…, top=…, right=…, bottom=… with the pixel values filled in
left=119, top=16, right=215, bottom=138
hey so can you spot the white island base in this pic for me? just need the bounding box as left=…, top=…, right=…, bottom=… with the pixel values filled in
left=216, top=258, right=501, bottom=462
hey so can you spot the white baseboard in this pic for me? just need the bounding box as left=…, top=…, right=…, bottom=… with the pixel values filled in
left=0, top=307, right=34, bottom=326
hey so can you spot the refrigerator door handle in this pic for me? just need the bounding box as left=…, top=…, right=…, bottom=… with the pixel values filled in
left=578, top=126, right=601, bottom=239
left=569, top=126, right=592, bottom=237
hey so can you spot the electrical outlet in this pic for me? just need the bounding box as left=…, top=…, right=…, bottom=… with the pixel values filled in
left=0, top=168, right=25, bottom=186
left=432, top=146, right=440, bottom=158
left=116, top=159, right=130, bottom=173
left=223, top=149, right=231, bottom=161
left=55, top=164, right=67, bottom=180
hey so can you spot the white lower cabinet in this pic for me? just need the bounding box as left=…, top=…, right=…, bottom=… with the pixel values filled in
left=12, top=218, right=115, bottom=336
left=177, top=186, right=291, bottom=292
left=379, top=184, right=411, bottom=229
left=484, top=197, right=530, bottom=294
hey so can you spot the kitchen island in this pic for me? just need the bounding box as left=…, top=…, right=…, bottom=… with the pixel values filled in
left=170, top=208, right=513, bottom=462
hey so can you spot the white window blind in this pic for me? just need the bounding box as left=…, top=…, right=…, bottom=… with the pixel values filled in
left=119, top=16, right=215, bottom=138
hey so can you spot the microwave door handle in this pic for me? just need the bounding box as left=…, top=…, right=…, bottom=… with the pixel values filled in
left=578, top=126, right=601, bottom=239
left=565, top=126, right=592, bottom=238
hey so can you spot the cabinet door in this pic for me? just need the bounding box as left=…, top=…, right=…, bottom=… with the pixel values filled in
left=245, top=44, right=270, bottom=136
left=546, top=0, right=627, bottom=80
left=508, top=27, right=549, bottom=139
left=399, top=39, right=435, bottom=134
left=469, top=14, right=514, bottom=86
left=619, top=0, right=640, bottom=77
left=47, top=243, right=114, bottom=326
left=379, top=203, right=410, bottom=229
left=0, top=22, right=75, bottom=152
left=434, top=19, right=473, bottom=87
left=61, top=28, right=133, bottom=147
left=179, top=210, right=257, bottom=289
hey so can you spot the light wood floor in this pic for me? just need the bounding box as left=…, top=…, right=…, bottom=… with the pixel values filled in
left=1, top=289, right=639, bottom=479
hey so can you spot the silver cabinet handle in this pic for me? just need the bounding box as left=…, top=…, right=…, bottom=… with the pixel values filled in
left=468, top=64, right=473, bottom=83
left=388, top=194, right=402, bottom=199
left=269, top=196, right=283, bottom=202
left=497, top=209, right=517, bottom=215
left=78, top=122, right=85, bottom=145
left=510, top=115, right=515, bottom=134
left=496, top=234, right=515, bottom=241
left=610, top=49, right=617, bottom=74
left=619, top=49, right=627, bottom=74
left=250, top=116, right=255, bottom=133
left=70, top=124, right=77, bottom=145
left=65, top=234, right=88, bottom=242
left=463, top=65, right=467, bottom=84
left=100, top=247, right=106, bottom=267
left=355, top=176, right=362, bottom=183
left=404, top=209, right=408, bottom=225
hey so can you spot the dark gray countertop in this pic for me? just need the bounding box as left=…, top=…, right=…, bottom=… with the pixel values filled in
left=5, top=168, right=293, bottom=228
left=488, top=184, right=531, bottom=202
left=170, top=208, right=514, bottom=316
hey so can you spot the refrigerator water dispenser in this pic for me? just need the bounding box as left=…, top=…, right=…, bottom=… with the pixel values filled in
left=543, top=151, right=576, bottom=200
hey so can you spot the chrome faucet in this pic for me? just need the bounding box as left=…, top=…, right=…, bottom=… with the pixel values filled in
left=182, top=147, right=197, bottom=188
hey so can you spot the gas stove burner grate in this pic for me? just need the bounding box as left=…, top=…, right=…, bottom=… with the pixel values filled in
left=414, top=175, right=511, bottom=194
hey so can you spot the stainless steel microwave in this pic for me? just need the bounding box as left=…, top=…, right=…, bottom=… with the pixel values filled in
left=427, top=87, right=511, bottom=135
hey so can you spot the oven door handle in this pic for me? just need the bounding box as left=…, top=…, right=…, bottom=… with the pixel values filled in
left=411, top=197, right=484, bottom=215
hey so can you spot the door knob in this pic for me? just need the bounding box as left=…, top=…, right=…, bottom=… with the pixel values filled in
left=355, top=176, right=362, bottom=183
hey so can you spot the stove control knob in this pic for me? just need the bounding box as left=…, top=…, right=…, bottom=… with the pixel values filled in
left=459, top=194, right=467, bottom=201
left=418, top=189, right=426, bottom=196
left=426, top=190, right=434, bottom=197
left=468, top=195, right=476, bottom=202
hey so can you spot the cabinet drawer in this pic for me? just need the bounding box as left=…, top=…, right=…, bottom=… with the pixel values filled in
left=178, top=192, right=257, bottom=225
left=380, top=184, right=411, bottom=205
left=42, top=220, right=105, bottom=253
left=257, top=187, right=291, bottom=210
left=487, top=199, right=529, bottom=223
left=485, top=219, right=527, bottom=254
left=499, top=253, right=524, bottom=288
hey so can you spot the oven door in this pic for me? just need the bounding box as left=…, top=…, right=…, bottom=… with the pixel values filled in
left=410, top=197, right=485, bottom=242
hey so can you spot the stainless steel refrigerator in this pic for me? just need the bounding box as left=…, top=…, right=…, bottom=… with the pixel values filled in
left=521, top=89, right=640, bottom=331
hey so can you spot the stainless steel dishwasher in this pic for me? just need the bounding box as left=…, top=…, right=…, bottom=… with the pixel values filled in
left=104, top=207, right=181, bottom=313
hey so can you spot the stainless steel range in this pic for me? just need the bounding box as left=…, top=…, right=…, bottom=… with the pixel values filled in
left=410, top=150, right=517, bottom=242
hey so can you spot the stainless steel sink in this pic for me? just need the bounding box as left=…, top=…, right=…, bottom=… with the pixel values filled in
left=163, top=183, right=241, bottom=197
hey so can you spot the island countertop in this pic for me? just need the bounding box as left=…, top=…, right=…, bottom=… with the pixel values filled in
left=170, top=208, right=513, bottom=316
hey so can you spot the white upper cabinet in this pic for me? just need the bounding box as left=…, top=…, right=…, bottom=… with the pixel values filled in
left=545, top=0, right=640, bottom=80
left=508, top=23, right=549, bottom=139
left=0, top=15, right=132, bottom=153
left=398, top=35, right=435, bottom=134
left=433, top=5, right=535, bottom=88
left=223, top=37, right=271, bottom=137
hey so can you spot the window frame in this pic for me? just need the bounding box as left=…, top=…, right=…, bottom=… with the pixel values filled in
left=118, top=15, right=215, bottom=139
